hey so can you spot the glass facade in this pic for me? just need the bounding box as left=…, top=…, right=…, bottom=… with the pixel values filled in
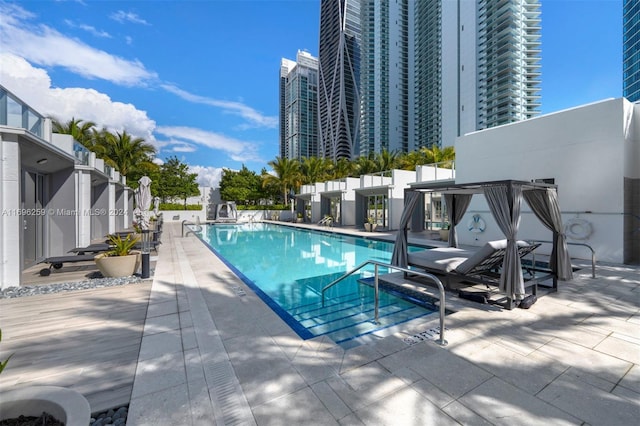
left=477, top=0, right=541, bottom=129
left=414, top=1, right=442, bottom=149
left=279, top=51, right=319, bottom=161
left=318, top=0, right=361, bottom=160
left=624, top=0, right=640, bottom=102
left=359, top=0, right=412, bottom=156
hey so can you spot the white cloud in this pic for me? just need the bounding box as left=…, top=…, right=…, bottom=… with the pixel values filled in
left=170, top=142, right=197, bottom=153
left=0, top=3, right=156, bottom=86
left=0, top=53, right=157, bottom=143
left=64, top=19, right=112, bottom=38
left=155, top=126, right=264, bottom=163
left=188, top=165, right=224, bottom=188
left=161, top=84, right=278, bottom=129
left=110, top=10, right=150, bottom=26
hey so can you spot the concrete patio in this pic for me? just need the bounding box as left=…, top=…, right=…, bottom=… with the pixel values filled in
left=1, top=222, right=638, bottom=425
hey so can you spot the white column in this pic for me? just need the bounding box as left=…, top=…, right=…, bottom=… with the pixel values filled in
left=0, top=138, right=22, bottom=289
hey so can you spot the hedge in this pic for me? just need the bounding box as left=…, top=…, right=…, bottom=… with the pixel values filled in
left=159, top=203, right=202, bottom=211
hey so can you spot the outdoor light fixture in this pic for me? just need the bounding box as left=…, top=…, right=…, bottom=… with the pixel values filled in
left=36, top=158, right=48, bottom=164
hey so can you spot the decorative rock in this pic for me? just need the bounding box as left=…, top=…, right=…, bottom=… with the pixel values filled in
left=90, top=405, right=128, bottom=426
left=0, top=276, right=143, bottom=299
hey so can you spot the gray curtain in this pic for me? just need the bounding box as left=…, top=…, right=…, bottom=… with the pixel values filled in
left=444, top=194, right=473, bottom=248
left=391, top=191, right=421, bottom=268
left=523, top=188, right=573, bottom=281
left=483, top=184, right=525, bottom=299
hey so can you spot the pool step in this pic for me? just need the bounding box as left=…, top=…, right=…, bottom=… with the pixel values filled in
left=328, top=304, right=430, bottom=345
left=296, top=298, right=403, bottom=329
left=292, top=293, right=430, bottom=345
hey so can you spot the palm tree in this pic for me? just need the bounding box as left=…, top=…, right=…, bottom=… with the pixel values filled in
left=97, top=130, right=156, bottom=177
left=330, top=157, right=354, bottom=179
left=354, top=152, right=377, bottom=176
left=398, top=150, right=424, bottom=171
left=52, top=118, right=97, bottom=150
left=374, top=149, right=400, bottom=172
left=300, top=156, right=330, bottom=184
left=262, top=157, right=302, bottom=205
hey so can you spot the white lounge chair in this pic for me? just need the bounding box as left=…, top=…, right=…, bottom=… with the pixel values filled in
left=407, top=240, right=540, bottom=308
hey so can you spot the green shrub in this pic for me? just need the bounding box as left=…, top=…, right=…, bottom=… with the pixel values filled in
left=0, top=329, right=13, bottom=374
left=159, top=203, right=202, bottom=211
left=236, top=204, right=288, bottom=211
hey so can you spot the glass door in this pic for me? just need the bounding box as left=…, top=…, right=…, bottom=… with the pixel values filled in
left=22, top=171, right=46, bottom=267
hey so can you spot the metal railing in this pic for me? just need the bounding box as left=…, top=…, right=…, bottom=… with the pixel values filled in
left=527, top=240, right=596, bottom=278
left=321, top=260, right=448, bottom=346
left=181, top=220, right=203, bottom=237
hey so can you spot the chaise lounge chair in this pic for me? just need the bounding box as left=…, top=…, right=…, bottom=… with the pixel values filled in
left=38, top=254, right=97, bottom=276
left=407, top=240, right=541, bottom=309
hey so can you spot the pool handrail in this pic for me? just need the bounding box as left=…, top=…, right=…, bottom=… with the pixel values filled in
left=321, top=260, right=448, bottom=346
left=526, top=239, right=596, bottom=278
left=181, top=220, right=203, bottom=237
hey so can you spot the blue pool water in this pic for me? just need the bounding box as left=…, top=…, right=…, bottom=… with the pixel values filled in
left=200, top=222, right=437, bottom=346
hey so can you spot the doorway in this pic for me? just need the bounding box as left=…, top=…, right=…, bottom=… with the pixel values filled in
left=22, top=170, right=46, bottom=267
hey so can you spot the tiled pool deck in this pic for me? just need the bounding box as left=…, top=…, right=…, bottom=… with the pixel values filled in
left=2, top=222, right=639, bottom=425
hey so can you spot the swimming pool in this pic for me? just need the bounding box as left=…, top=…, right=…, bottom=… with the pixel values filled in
left=200, top=223, right=438, bottom=346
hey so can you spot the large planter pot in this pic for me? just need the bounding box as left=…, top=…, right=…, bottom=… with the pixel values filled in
left=95, top=253, right=138, bottom=278
left=0, top=386, right=90, bottom=426
left=364, top=223, right=377, bottom=232
left=439, top=229, right=450, bottom=241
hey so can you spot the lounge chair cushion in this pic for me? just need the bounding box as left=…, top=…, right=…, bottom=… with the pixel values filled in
left=454, top=240, right=531, bottom=274
left=408, top=247, right=474, bottom=272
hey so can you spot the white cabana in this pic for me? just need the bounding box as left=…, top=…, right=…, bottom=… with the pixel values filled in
left=391, top=179, right=572, bottom=308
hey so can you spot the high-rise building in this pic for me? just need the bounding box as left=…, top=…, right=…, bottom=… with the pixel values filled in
left=318, top=0, right=361, bottom=160
left=415, top=0, right=541, bottom=148
left=279, top=51, right=319, bottom=160
left=313, top=0, right=541, bottom=158
left=359, top=0, right=414, bottom=155
left=624, top=0, right=640, bottom=102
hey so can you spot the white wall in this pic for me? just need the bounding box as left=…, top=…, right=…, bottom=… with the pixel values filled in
left=455, top=98, right=629, bottom=262
left=0, top=137, right=21, bottom=289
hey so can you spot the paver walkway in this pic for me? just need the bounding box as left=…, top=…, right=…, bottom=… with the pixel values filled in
left=127, top=223, right=640, bottom=425
left=0, top=282, right=152, bottom=413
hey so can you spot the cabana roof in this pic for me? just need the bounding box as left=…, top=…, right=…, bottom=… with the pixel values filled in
left=408, top=179, right=557, bottom=194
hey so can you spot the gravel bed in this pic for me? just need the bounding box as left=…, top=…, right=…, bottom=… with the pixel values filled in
left=90, top=406, right=128, bottom=426
left=0, top=275, right=146, bottom=299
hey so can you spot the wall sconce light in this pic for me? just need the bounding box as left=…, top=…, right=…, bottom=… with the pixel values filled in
left=36, top=158, right=48, bottom=165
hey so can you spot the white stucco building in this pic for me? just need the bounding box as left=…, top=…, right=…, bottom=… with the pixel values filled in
left=0, top=86, right=132, bottom=289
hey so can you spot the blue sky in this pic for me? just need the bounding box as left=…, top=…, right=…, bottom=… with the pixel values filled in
left=0, top=0, right=622, bottom=187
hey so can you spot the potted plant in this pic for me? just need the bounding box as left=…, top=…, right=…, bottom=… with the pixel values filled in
left=439, top=222, right=450, bottom=241
left=364, top=216, right=377, bottom=232
left=296, top=212, right=304, bottom=223
left=0, top=329, right=91, bottom=425
left=95, top=234, right=140, bottom=278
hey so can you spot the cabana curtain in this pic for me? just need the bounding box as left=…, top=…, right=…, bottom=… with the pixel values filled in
left=391, top=191, right=421, bottom=268
left=443, top=194, right=472, bottom=248
left=483, top=184, right=525, bottom=299
left=523, top=189, right=574, bottom=281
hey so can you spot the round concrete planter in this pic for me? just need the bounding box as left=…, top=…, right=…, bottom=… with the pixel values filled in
left=0, top=386, right=90, bottom=426
left=95, top=253, right=138, bottom=277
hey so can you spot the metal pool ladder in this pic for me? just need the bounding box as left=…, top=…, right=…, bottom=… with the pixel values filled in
left=321, top=260, right=448, bottom=346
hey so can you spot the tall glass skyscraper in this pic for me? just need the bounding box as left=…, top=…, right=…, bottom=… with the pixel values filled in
left=415, top=0, right=541, bottom=149
left=279, top=51, right=319, bottom=160
left=318, top=0, right=361, bottom=160
left=312, top=0, right=541, bottom=158
left=359, top=0, right=413, bottom=155
left=624, top=0, right=640, bottom=102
